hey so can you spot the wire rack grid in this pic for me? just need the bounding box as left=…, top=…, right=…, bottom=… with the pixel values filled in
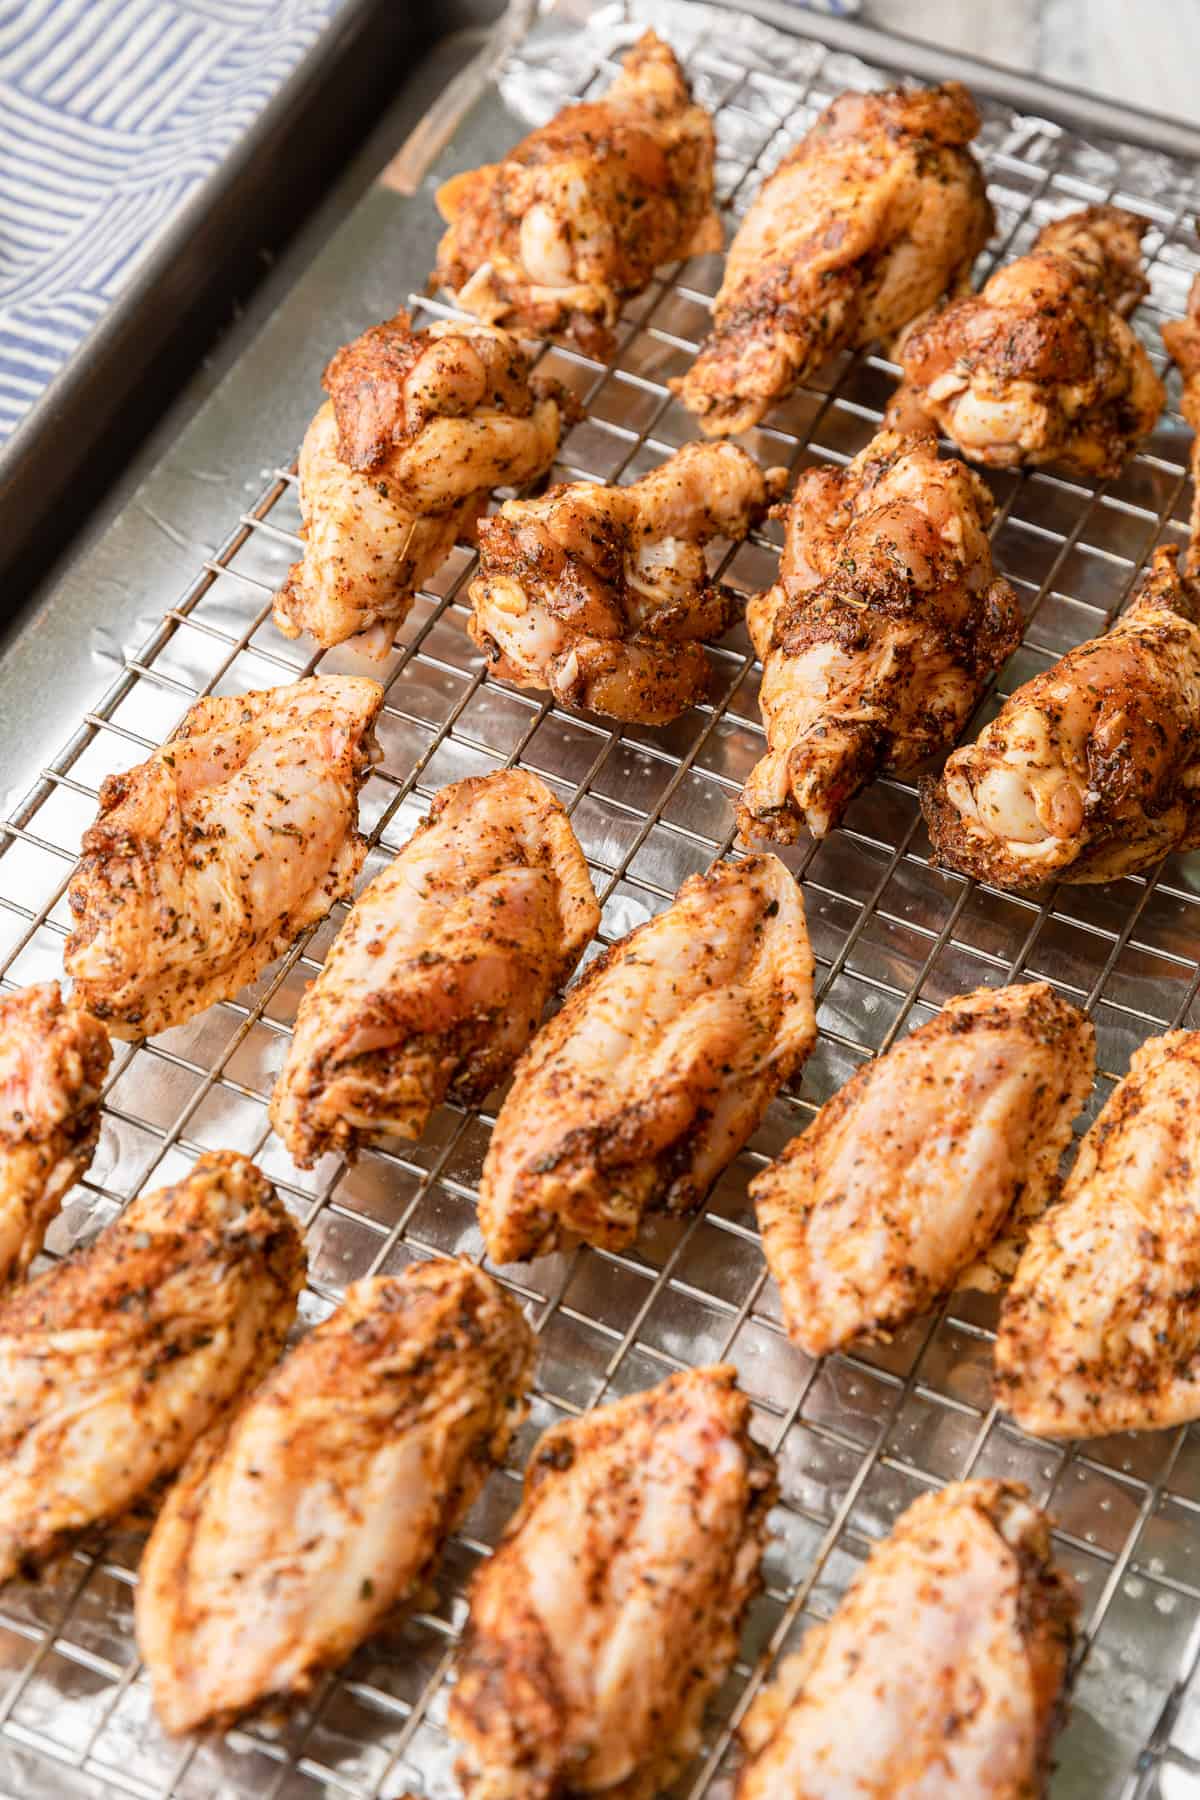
left=1, top=2, right=1200, bottom=1795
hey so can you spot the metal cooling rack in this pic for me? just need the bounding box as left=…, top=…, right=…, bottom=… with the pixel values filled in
left=1, top=2, right=1200, bottom=1795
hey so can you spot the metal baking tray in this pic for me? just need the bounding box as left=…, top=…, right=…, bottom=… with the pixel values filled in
left=1, top=2, right=1200, bottom=1795
left=0, top=0, right=508, bottom=605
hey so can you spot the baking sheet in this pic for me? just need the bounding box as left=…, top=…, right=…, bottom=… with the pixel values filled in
left=1, top=1, right=1200, bottom=1794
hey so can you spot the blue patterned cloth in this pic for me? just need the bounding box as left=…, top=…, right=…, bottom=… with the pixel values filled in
left=0, top=0, right=346, bottom=443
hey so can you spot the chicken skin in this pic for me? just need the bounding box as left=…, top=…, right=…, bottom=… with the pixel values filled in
left=478, top=853, right=815, bottom=1265
left=450, top=1364, right=775, bottom=1800
left=996, top=1029, right=1200, bottom=1439
left=137, top=1259, right=533, bottom=1734
left=470, top=443, right=787, bottom=724
left=275, top=313, right=570, bottom=654
left=271, top=771, right=599, bottom=1165
left=891, top=205, right=1164, bottom=479
left=1163, top=271, right=1200, bottom=557
left=737, top=1480, right=1076, bottom=1800
left=753, top=983, right=1094, bottom=1359
left=0, top=1151, right=303, bottom=1585
left=922, top=545, right=1200, bottom=887
left=674, top=83, right=992, bottom=437
left=433, top=31, right=720, bottom=358
left=0, top=983, right=111, bottom=1291
left=65, top=675, right=382, bottom=1038
left=739, top=430, right=1022, bottom=843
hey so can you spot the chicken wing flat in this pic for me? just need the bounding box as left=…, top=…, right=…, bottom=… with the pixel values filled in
left=65, top=675, right=382, bottom=1038
left=137, top=1259, right=533, bottom=1734
left=1163, top=271, right=1200, bottom=556
left=739, top=430, right=1022, bottom=843
left=753, top=983, right=1094, bottom=1359
left=450, top=1364, right=775, bottom=1800
left=0, top=982, right=111, bottom=1291
left=433, top=31, right=720, bottom=358
left=996, top=1029, right=1200, bottom=1439
left=674, top=83, right=992, bottom=437
left=922, top=545, right=1200, bottom=888
left=737, top=1479, right=1076, bottom=1799
left=275, top=313, right=570, bottom=654
left=892, top=205, right=1164, bottom=479
left=478, top=852, right=816, bottom=1264
left=470, top=442, right=787, bottom=724
left=0, top=1150, right=303, bottom=1585
left=271, top=771, right=599, bottom=1165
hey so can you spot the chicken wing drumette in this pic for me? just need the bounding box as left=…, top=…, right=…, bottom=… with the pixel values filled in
left=0, top=1151, right=303, bottom=1585
left=470, top=442, right=787, bottom=724
left=138, top=1259, right=533, bottom=1734
left=737, top=1480, right=1076, bottom=1799
left=922, top=545, right=1200, bottom=887
left=739, top=429, right=1022, bottom=843
left=753, top=982, right=1094, bottom=1359
left=271, top=771, right=599, bottom=1164
left=478, top=853, right=815, bottom=1265
left=450, top=1365, right=775, bottom=1800
left=0, top=982, right=111, bottom=1291
left=65, top=675, right=382, bottom=1037
left=1163, top=270, right=1200, bottom=555
left=275, top=313, right=570, bottom=654
left=434, top=32, right=719, bottom=358
left=996, top=1030, right=1200, bottom=1439
left=674, top=83, right=992, bottom=437
left=891, top=205, right=1165, bottom=479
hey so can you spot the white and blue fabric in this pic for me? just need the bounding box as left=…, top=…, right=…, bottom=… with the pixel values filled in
left=0, top=0, right=347, bottom=444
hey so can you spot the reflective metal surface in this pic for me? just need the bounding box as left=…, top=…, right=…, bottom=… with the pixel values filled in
left=1, top=2, right=1199, bottom=1794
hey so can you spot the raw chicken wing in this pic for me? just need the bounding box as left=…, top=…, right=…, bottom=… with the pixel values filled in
left=754, top=982, right=1094, bottom=1358
left=675, top=83, right=992, bottom=436
left=275, top=312, right=569, bottom=653
left=0, top=982, right=111, bottom=1290
left=478, top=853, right=816, bottom=1264
left=922, top=544, right=1200, bottom=887
left=470, top=442, right=787, bottom=724
left=737, top=1480, right=1076, bottom=1799
left=434, top=31, right=720, bottom=357
left=892, top=205, right=1164, bottom=478
left=739, top=430, right=1022, bottom=842
left=0, top=1150, right=303, bottom=1584
left=65, top=675, right=383, bottom=1037
left=996, top=1029, right=1200, bottom=1438
left=137, top=1259, right=533, bottom=1733
left=450, top=1364, right=775, bottom=1800
left=271, top=770, right=599, bottom=1164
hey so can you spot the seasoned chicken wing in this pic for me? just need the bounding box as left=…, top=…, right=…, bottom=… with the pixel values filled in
left=753, top=983, right=1094, bottom=1359
left=137, top=1259, right=533, bottom=1734
left=674, top=83, right=992, bottom=437
left=450, top=1364, right=775, bottom=1800
left=470, top=442, right=787, bottom=724
left=271, top=771, right=599, bottom=1164
left=0, top=983, right=111, bottom=1291
left=892, top=205, right=1164, bottom=479
left=996, top=1029, right=1200, bottom=1439
left=739, top=430, right=1022, bottom=843
left=434, top=31, right=720, bottom=358
left=479, top=853, right=815, bottom=1265
left=0, top=1151, right=303, bottom=1585
left=275, top=313, right=569, bottom=654
left=1163, top=270, right=1200, bottom=558
left=65, top=675, right=382, bottom=1038
left=737, top=1479, right=1076, bottom=1799
left=922, top=545, right=1200, bottom=887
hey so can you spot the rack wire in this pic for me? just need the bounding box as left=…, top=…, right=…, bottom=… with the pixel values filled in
left=1, top=2, right=1199, bottom=1794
